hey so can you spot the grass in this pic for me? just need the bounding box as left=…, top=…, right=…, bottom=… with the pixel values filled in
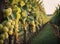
left=31, top=24, right=58, bottom=44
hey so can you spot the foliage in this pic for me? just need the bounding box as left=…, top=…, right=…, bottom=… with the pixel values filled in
left=51, top=4, right=60, bottom=26
left=0, top=0, right=48, bottom=43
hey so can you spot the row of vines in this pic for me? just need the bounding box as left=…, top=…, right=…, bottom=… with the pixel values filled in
left=51, top=4, right=60, bottom=27
left=50, top=4, right=60, bottom=38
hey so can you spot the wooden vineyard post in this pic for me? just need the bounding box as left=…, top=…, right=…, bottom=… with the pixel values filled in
left=9, top=35, right=13, bottom=44
left=14, top=34, right=17, bottom=44
left=36, top=26, right=39, bottom=34
left=23, top=29, right=26, bottom=44
left=4, top=39, right=8, bottom=44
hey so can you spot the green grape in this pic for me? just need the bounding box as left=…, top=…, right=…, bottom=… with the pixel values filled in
left=3, top=8, right=12, bottom=16
left=3, top=26, right=9, bottom=32
left=0, top=34, right=5, bottom=40
left=0, top=40, right=4, bottom=44
left=8, top=30, right=13, bottom=35
left=6, top=22, right=11, bottom=27
left=0, top=24, right=3, bottom=29
left=11, top=20, right=15, bottom=25
left=4, top=32, right=9, bottom=39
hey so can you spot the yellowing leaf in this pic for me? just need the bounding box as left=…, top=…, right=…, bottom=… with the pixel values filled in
left=22, top=11, right=27, bottom=17
left=11, top=0, right=19, bottom=5
left=20, top=1, right=25, bottom=7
